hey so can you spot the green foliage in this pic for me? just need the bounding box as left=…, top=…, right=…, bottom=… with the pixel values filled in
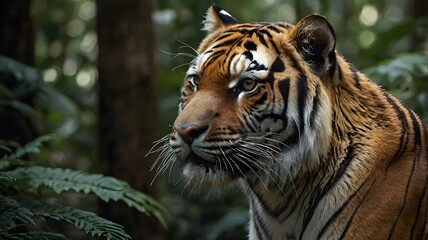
left=0, top=196, right=129, bottom=240
left=0, top=55, right=39, bottom=118
left=364, top=53, right=428, bottom=88
left=24, top=202, right=130, bottom=240
left=4, top=232, right=68, bottom=240
left=364, top=52, right=428, bottom=121
left=0, top=136, right=168, bottom=239
left=2, top=166, right=169, bottom=226
left=7, top=134, right=56, bottom=159
left=0, top=197, right=35, bottom=229
left=0, top=55, right=168, bottom=239
left=0, top=55, right=80, bottom=139
left=358, top=19, right=427, bottom=66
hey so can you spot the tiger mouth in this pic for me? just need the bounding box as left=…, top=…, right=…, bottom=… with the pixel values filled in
left=185, top=151, right=254, bottom=178
left=187, top=152, right=217, bottom=173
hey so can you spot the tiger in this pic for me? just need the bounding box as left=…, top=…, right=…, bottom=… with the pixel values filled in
left=157, top=5, right=428, bottom=239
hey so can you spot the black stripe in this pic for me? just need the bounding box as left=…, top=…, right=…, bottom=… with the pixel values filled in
left=283, top=123, right=299, bottom=147
left=287, top=51, right=303, bottom=72
left=339, top=180, right=376, bottom=239
left=300, top=139, right=356, bottom=239
left=242, top=51, right=253, bottom=61
left=203, top=50, right=225, bottom=68
left=251, top=198, right=272, bottom=240
left=267, top=37, right=280, bottom=54
left=267, top=25, right=281, bottom=33
left=211, top=38, right=240, bottom=50
left=383, top=92, right=409, bottom=174
left=410, top=178, right=428, bottom=239
left=309, top=84, right=321, bottom=128
left=238, top=114, right=256, bottom=133
left=259, top=29, right=274, bottom=39
left=337, top=63, right=344, bottom=82
left=297, top=74, right=308, bottom=134
left=248, top=180, right=293, bottom=222
left=214, top=32, right=234, bottom=43
left=349, top=63, right=361, bottom=89
left=277, top=23, right=291, bottom=30
left=226, top=52, right=238, bottom=70
left=387, top=109, right=422, bottom=240
left=256, top=32, right=268, bottom=47
left=317, top=177, right=371, bottom=239
left=244, top=41, right=257, bottom=51
left=265, top=57, right=285, bottom=85
left=244, top=113, right=259, bottom=132
left=279, top=78, right=290, bottom=123
left=235, top=24, right=263, bottom=28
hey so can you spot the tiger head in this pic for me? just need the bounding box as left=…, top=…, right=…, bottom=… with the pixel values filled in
left=168, top=5, right=335, bottom=187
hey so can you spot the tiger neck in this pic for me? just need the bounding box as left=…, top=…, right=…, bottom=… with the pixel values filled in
left=242, top=56, right=386, bottom=239
left=243, top=168, right=327, bottom=239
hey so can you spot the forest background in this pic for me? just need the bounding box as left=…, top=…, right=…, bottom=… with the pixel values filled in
left=1, top=0, right=427, bottom=239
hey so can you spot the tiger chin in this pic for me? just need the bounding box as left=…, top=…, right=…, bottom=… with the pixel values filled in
left=162, top=5, right=427, bottom=239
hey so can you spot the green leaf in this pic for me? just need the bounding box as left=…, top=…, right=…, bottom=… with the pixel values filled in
left=360, top=19, right=427, bottom=64
left=0, top=158, right=30, bottom=171
left=0, top=55, right=39, bottom=84
left=364, top=52, right=428, bottom=74
left=364, top=52, right=428, bottom=91
left=0, top=55, right=40, bottom=100
left=3, top=166, right=169, bottom=227
left=22, top=201, right=131, bottom=240
left=0, top=196, right=35, bottom=232
left=0, top=99, right=38, bottom=117
left=37, top=85, right=81, bottom=136
left=7, top=134, right=56, bottom=159
left=2, top=231, right=68, bottom=240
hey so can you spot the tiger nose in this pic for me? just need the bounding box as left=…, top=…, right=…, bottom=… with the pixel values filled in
left=174, top=124, right=209, bottom=144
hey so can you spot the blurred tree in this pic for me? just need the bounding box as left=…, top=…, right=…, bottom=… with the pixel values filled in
left=0, top=0, right=36, bottom=151
left=0, top=0, right=34, bottom=65
left=410, top=0, right=427, bottom=50
left=97, top=0, right=163, bottom=239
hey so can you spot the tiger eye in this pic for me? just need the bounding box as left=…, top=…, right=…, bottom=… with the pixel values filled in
left=242, top=78, right=257, bottom=91
left=190, top=75, right=201, bottom=88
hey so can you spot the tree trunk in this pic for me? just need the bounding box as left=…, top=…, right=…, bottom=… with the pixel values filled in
left=0, top=0, right=34, bottom=65
left=97, top=0, right=162, bottom=239
left=410, top=0, right=428, bottom=51
left=0, top=0, right=36, bottom=149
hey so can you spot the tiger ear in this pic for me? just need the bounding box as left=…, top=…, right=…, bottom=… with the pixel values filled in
left=202, top=5, right=238, bottom=33
left=290, top=15, right=336, bottom=74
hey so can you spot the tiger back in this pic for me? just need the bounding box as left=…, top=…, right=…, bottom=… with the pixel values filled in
left=160, top=5, right=428, bottom=239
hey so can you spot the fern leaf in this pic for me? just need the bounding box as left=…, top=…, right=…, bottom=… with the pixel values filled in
left=0, top=196, right=35, bottom=231
left=0, top=157, right=29, bottom=171
left=2, top=231, right=68, bottom=240
left=3, top=166, right=169, bottom=227
left=8, top=134, right=56, bottom=159
left=23, top=201, right=130, bottom=240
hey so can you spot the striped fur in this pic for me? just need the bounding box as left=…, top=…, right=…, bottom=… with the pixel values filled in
left=159, top=5, right=428, bottom=239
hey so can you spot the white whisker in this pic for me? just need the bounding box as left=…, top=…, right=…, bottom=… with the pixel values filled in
left=176, top=39, right=199, bottom=55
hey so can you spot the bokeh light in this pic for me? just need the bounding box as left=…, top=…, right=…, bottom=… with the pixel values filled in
left=43, top=67, right=59, bottom=83
left=359, top=5, right=380, bottom=26
left=359, top=30, right=376, bottom=48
